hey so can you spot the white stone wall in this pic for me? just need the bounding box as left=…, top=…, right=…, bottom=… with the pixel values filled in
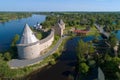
left=17, top=43, right=40, bottom=59
left=17, top=29, right=54, bottom=59
left=39, top=35, right=54, bottom=52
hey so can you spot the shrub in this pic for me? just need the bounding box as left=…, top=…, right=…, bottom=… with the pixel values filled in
left=4, top=52, right=11, bottom=61
left=80, top=63, right=89, bottom=74
left=49, top=59, right=56, bottom=65
left=88, top=60, right=96, bottom=68
left=53, top=52, right=60, bottom=59
left=0, top=53, right=4, bottom=60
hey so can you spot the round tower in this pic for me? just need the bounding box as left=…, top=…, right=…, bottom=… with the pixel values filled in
left=17, top=24, right=40, bottom=59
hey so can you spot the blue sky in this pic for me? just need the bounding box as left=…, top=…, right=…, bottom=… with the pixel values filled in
left=0, top=0, right=120, bottom=11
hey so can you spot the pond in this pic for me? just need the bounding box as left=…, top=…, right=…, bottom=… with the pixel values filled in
left=0, top=14, right=46, bottom=51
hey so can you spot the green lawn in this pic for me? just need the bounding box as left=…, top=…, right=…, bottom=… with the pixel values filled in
left=87, top=26, right=100, bottom=36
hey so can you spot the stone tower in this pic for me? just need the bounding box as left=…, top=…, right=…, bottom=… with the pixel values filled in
left=17, top=24, right=54, bottom=60
left=17, top=24, right=40, bottom=59
left=53, top=19, right=65, bottom=36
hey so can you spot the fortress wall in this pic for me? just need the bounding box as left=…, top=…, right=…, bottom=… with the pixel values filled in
left=39, top=29, right=54, bottom=52
left=39, top=35, right=54, bottom=52
left=17, top=29, right=54, bottom=59
left=17, top=43, right=40, bottom=59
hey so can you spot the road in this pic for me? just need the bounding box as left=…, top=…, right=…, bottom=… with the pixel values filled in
left=94, top=24, right=110, bottom=38
left=8, top=36, right=67, bottom=69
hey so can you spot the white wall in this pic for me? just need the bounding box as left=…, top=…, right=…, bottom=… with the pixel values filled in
left=17, top=29, right=54, bottom=59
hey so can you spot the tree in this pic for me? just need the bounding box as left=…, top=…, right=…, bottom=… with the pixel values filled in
left=88, top=60, right=96, bottom=68
left=76, top=40, right=88, bottom=60
left=88, top=42, right=95, bottom=54
left=79, top=63, right=89, bottom=74
left=11, top=34, right=19, bottom=47
left=4, top=52, right=11, bottom=61
left=10, top=34, right=20, bottom=58
left=108, top=33, right=118, bottom=56
left=112, top=57, right=120, bottom=65
left=109, top=33, right=117, bottom=47
left=104, top=53, right=112, bottom=62
left=0, top=53, right=4, bottom=60
left=116, top=72, right=120, bottom=80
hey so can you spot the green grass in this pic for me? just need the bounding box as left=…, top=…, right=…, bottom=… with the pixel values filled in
left=0, top=53, right=57, bottom=79
left=36, top=33, right=42, bottom=40
left=87, top=26, right=100, bottom=36
left=65, top=25, right=100, bottom=36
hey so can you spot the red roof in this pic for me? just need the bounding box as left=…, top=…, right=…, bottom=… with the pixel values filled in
left=74, top=30, right=88, bottom=34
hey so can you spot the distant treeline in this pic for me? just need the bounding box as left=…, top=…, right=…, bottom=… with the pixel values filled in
left=1, top=12, right=120, bottom=31
left=0, top=12, right=32, bottom=23
left=35, top=12, right=120, bottom=31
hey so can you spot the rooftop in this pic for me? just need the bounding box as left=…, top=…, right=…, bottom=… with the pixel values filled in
left=74, top=30, right=89, bottom=34
left=19, top=24, right=38, bottom=44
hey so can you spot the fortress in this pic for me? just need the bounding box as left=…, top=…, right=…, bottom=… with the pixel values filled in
left=17, top=19, right=65, bottom=59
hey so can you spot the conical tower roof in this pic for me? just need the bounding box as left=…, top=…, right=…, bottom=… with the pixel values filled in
left=20, top=24, right=38, bottom=44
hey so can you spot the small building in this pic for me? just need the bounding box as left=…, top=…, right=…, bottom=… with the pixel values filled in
left=34, top=22, right=42, bottom=30
left=53, top=19, right=65, bottom=36
left=74, top=30, right=89, bottom=36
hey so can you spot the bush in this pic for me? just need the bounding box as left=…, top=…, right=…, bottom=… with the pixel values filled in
left=4, top=52, right=11, bottom=61
left=68, top=74, right=74, bottom=80
left=55, top=35, right=60, bottom=41
left=88, top=60, right=96, bottom=68
left=11, top=34, right=19, bottom=47
left=0, top=53, right=4, bottom=60
left=53, top=52, right=60, bottom=59
left=116, top=72, right=120, bottom=80
left=79, top=63, right=89, bottom=74
left=49, top=59, right=56, bottom=65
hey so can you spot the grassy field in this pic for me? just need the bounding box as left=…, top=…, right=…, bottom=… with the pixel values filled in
left=87, top=26, right=100, bottom=36
left=64, top=25, right=100, bottom=37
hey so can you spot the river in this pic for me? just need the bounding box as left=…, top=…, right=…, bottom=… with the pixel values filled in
left=26, top=36, right=95, bottom=80
left=0, top=14, right=46, bottom=51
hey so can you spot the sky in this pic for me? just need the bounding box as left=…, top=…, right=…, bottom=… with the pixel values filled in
left=0, top=0, right=120, bottom=12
